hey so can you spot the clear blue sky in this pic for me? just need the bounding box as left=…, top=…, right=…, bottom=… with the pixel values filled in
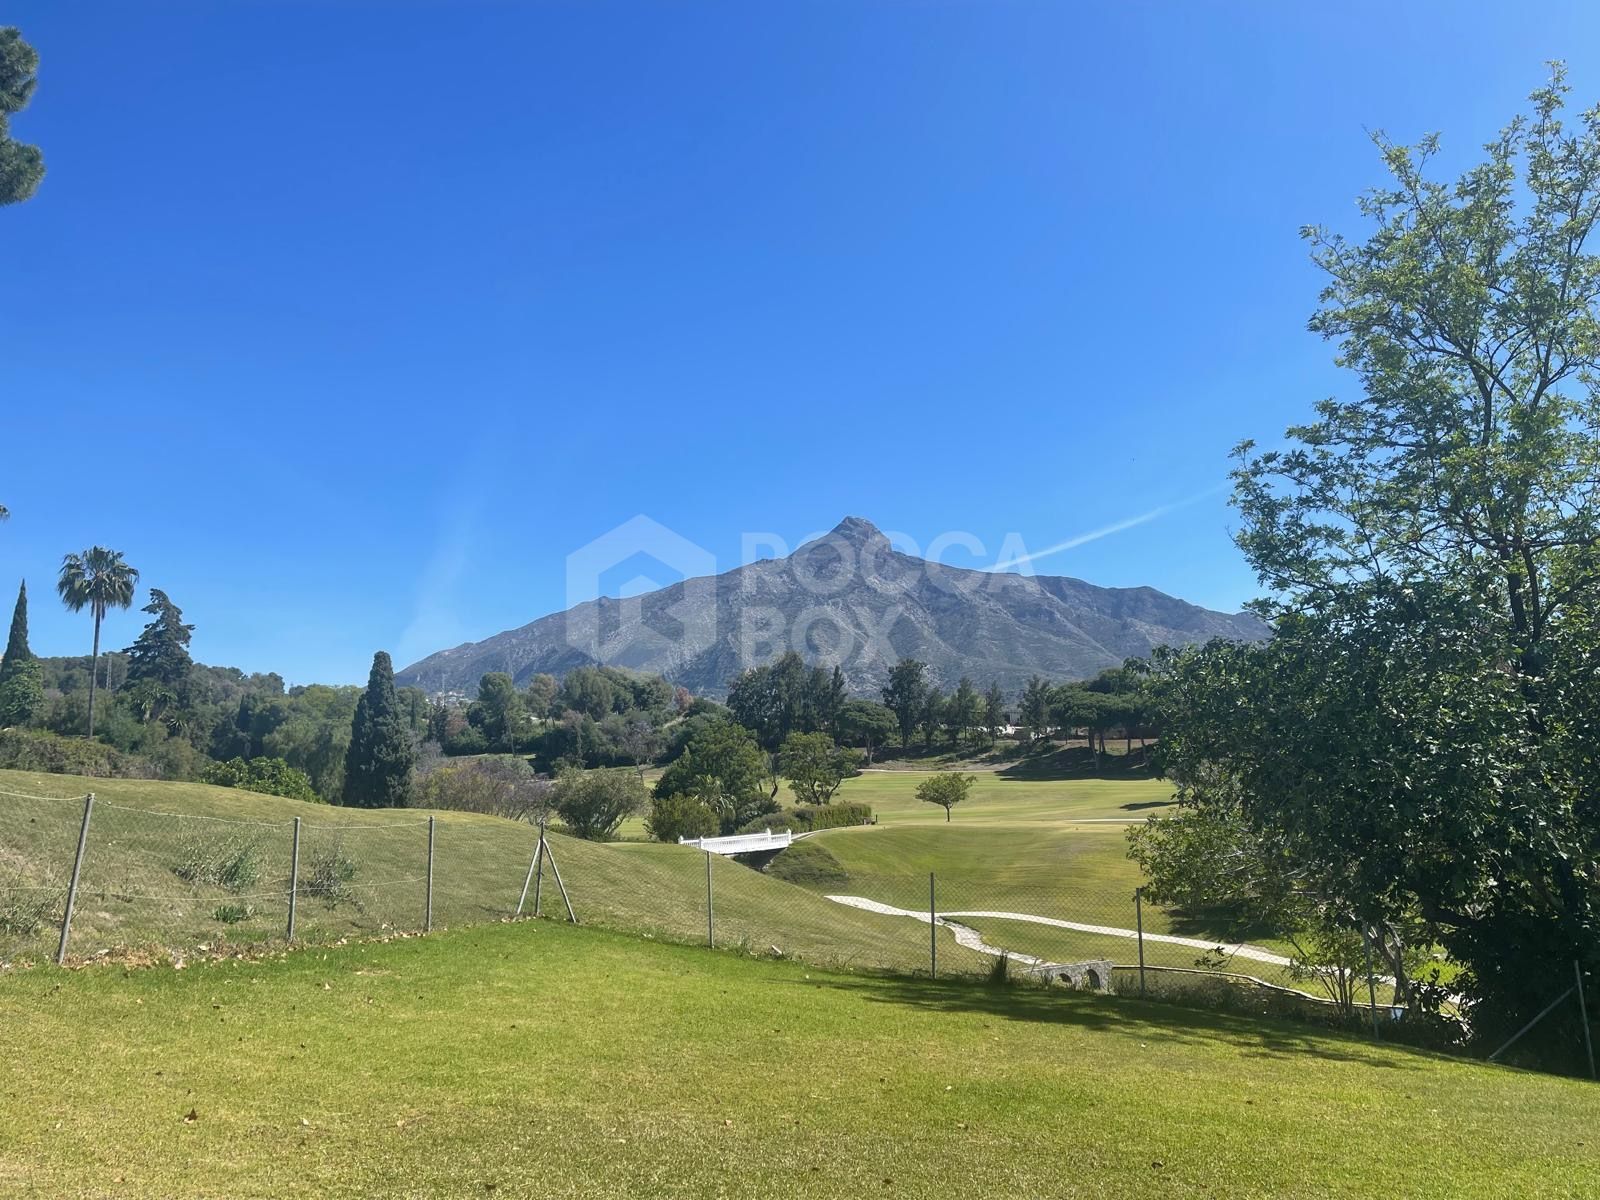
left=5, top=1, right=1597, bottom=684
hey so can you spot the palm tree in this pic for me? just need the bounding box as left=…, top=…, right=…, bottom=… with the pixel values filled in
left=57, top=547, right=139, bottom=738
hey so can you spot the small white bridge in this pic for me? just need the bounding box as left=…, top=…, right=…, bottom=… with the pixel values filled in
left=678, top=829, right=795, bottom=855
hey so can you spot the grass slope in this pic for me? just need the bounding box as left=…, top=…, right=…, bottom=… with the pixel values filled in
left=0, top=769, right=984, bottom=976
left=793, top=773, right=1318, bottom=989
left=1, top=920, right=1592, bottom=1199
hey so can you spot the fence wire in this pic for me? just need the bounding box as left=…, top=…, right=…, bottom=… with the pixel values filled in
left=0, top=787, right=1514, bottom=1057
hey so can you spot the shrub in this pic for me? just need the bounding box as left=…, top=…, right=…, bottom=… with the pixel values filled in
left=987, top=952, right=1012, bottom=987
left=201, top=756, right=321, bottom=802
left=0, top=728, right=159, bottom=779
left=645, top=791, right=720, bottom=843
left=441, top=724, right=489, bottom=756
left=171, top=833, right=261, bottom=892
left=0, top=869, right=56, bottom=936
left=301, top=848, right=359, bottom=907
left=212, top=903, right=253, bottom=925
left=551, top=767, right=648, bottom=840
left=735, top=801, right=873, bottom=835
left=412, top=756, right=552, bottom=823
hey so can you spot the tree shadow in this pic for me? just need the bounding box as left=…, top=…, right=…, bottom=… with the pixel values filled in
left=996, top=745, right=1162, bottom=782
left=800, top=973, right=1435, bottom=1070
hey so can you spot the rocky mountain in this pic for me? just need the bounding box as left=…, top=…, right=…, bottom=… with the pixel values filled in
left=396, top=517, right=1268, bottom=698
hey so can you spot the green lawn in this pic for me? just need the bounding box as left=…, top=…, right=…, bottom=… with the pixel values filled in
left=783, top=772, right=1331, bottom=993
left=0, top=919, right=1591, bottom=1198
left=0, top=765, right=1346, bottom=1000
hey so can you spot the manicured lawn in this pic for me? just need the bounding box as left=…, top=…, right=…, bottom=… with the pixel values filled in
left=0, top=920, right=1592, bottom=1198
left=833, top=768, right=1173, bottom=826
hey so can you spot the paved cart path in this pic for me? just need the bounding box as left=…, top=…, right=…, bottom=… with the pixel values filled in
left=824, top=895, right=1294, bottom=967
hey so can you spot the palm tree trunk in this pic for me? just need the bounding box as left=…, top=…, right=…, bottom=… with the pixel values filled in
left=87, top=610, right=102, bottom=738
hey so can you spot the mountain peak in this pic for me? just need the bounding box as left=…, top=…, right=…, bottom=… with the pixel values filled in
left=827, top=516, right=884, bottom=543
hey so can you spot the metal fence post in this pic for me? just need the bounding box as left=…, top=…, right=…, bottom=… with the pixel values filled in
left=1575, top=960, right=1596, bottom=1081
left=55, top=793, right=94, bottom=965
left=516, top=834, right=541, bottom=916
left=1363, top=928, right=1381, bottom=1041
left=545, top=836, right=576, bottom=924
left=1489, top=985, right=1577, bottom=1063
left=286, top=816, right=301, bottom=942
left=533, top=819, right=546, bottom=918
left=929, top=872, right=937, bottom=980
left=425, top=816, right=436, bottom=933
left=706, top=851, right=714, bottom=948
left=1135, top=887, right=1147, bottom=998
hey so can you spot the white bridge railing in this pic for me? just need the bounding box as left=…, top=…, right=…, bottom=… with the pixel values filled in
left=678, top=829, right=794, bottom=855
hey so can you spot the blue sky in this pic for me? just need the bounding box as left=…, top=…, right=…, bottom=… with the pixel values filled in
left=4, top=1, right=1597, bottom=684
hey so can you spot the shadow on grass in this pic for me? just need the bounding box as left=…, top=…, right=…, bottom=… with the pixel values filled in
left=995, top=745, right=1162, bottom=782
left=804, top=972, right=1431, bottom=1070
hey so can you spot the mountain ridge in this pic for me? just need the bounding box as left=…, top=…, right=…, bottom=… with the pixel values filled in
left=396, top=517, right=1268, bottom=697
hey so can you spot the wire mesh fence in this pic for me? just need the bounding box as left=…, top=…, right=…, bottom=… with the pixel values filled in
left=11, top=784, right=1586, bottom=1065
left=0, top=787, right=464, bottom=963
left=0, top=785, right=1441, bottom=1005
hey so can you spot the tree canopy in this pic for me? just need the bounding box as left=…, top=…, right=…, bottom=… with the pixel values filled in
left=342, top=651, right=415, bottom=808
left=0, top=27, right=44, bottom=206
left=1156, top=69, right=1600, bottom=1060
left=0, top=580, right=42, bottom=727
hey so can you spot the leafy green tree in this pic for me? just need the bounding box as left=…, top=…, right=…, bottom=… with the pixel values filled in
left=915, top=771, right=974, bottom=822
left=806, top=664, right=847, bottom=734
left=123, top=589, right=195, bottom=727
left=948, top=677, right=981, bottom=746
left=0, top=28, right=45, bottom=205
left=550, top=766, right=647, bottom=840
left=1049, top=684, right=1101, bottom=753
left=260, top=684, right=359, bottom=801
left=726, top=651, right=816, bottom=751
left=881, top=658, right=927, bottom=750
left=554, top=666, right=618, bottom=721
left=468, top=671, right=524, bottom=752
left=0, top=580, right=43, bottom=727
left=918, top=686, right=946, bottom=748
left=654, top=718, right=774, bottom=835
left=524, top=673, right=558, bottom=720
left=342, top=651, right=415, bottom=808
left=778, top=731, right=860, bottom=806
left=644, top=790, right=720, bottom=843
left=835, top=698, right=898, bottom=765
left=56, top=547, right=139, bottom=739
left=1018, top=675, right=1051, bottom=742
left=201, top=756, right=320, bottom=803
left=982, top=682, right=1006, bottom=744
left=1165, top=70, right=1600, bottom=1055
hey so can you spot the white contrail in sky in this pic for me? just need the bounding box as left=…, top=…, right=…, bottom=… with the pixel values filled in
left=985, top=484, right=1229, bottom=574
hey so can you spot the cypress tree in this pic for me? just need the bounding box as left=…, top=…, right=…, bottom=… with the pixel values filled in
left=342, top=650, right=415, bottom=808
left=0, top=580, right=44, bottom=727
